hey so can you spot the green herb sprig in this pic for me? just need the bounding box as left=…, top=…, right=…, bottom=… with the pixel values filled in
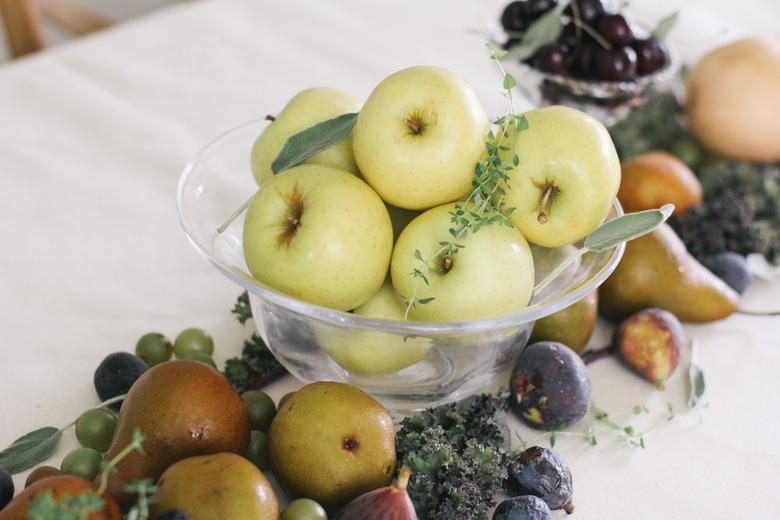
left=26, top=429, right=145, bottom=520
left=400, top=43, right=528, bottom=317
left=0, top=394, right=125, bottom=475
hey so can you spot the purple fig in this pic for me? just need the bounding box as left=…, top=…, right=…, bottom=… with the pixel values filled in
left=334, top=466, right=417, bottom=520
left=613, top=308, right=683, bottom=388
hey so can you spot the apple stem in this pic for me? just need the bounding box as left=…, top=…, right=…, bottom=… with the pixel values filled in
left=217, top=195, right=254, bottom=234
left=404, top=117, right=422, bottom=134
left=537, top=184, right=557, bottom=225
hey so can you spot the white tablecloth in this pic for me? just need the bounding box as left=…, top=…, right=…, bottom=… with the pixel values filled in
left=1, top=1, right=779, bottom=518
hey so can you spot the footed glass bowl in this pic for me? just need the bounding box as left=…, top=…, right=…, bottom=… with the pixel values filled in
left=177, top=119, right=625, bottom=413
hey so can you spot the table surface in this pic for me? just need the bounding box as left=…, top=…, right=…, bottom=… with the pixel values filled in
left=1, top=1, right=779, bottom=518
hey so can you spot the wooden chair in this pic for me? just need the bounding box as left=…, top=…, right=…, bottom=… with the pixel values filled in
left=1, top=0, right=110, bottom=59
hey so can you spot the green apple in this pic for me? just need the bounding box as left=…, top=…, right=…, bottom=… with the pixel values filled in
left=503, top=105, right=621, bottom=248
left=243, top=164, right=392, bottom=311
left=352, top=66, right=489, bottom=210
left=250, top=87, right=362, bottom=185
left=391, top=203, right=535, bottom=321
left=316, top=281, right=431, bottom=374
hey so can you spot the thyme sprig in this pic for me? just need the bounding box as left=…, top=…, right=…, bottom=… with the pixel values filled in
left=402, top=43, right=528, bottom=317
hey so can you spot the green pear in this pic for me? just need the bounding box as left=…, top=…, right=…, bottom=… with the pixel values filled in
left=251, top=87, right=362, bottom=185
left=268, top=382, right=396, bottom=511
left=530, top=290, right=598, bottom=353
left=151, top=453, right=279, bottom=520
left=599, top=224, right=740, bottom=322
left=103, top=361, right=250, bottom=508
left=316, top=281, right=431, bottom=374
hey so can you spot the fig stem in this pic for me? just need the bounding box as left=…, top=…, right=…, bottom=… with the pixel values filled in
left=737, top=308, right=780, bottom=316
left=395, top=466, right=412, bottom=490
left=581, top=345, right=615, bottom=365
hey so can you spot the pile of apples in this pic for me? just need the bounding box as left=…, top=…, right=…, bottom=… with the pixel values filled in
left=243, top=65, right=621, bottom=323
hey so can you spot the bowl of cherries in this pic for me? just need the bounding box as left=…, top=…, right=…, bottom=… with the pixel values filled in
left=498, top=0, right=677, bottom=124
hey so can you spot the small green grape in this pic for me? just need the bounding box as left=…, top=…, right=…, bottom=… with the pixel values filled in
left=60, top=447, right=103, bottom=481
left=281, top=498, right=328, bottom=520
left=75, top=408, right=117, bottom=452
left=244, top=430, right=270, bottom=470
left=174, top=328, right=214, bottom=358
left=241, top=391, right=276, bottom=432
left=135, top=332, right=173, bottom=366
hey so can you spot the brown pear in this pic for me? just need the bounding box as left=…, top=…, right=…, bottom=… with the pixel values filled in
left=599, top=224, right=739, bottom=322
left=618, top=151, right=702, bottom=216
left=530, top=290, right=598, bottom=353
left=104, top=360, right=249, bottom=508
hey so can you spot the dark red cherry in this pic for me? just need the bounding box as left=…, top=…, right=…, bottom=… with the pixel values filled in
left=633, top=39, right=670, bottom=75
left=564, top=0, right=605, bottom=24
left=534, top=43, right=570, bottom=75
left=525, top=0, right=559, bottom=17
left=593, top=45, right=638, bottom=81
left=598, top=14, right=634, bottom=46
left=501, top=1, right=531, bottom=32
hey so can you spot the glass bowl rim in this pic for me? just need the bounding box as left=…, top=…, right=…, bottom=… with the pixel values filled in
left=176, top=118, right=625, bottom=335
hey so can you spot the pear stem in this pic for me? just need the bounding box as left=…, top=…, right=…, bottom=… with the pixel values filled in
left=395, top=466, right=412, bottom=490
left=217, top=195, right=254, bottom=234
left=265, top=114, right=276, bottom=122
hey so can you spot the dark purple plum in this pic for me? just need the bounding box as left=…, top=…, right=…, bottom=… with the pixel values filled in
left=524, top=0, right=558, bottom=17
left=506, top=446, right=574, bottom=514
left=509, top=341, right=591, bottom=430
left=94, top=352, right=148, bottom=411
left=702, top=252, right=752, bottom=294
left=493, top=495, right=552, bottom=520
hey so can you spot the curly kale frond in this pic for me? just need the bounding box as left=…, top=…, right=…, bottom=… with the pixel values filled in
left=400, top=427, right=507, bottom=519
left=397, top=394, right=511, bottom=520
left=232, top=291, right=252, bottom=325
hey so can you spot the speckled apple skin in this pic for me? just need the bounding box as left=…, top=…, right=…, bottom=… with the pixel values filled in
left=243, top=164, right=393, bottom=311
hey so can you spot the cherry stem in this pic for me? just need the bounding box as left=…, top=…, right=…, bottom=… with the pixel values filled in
left=581, top=345, right=616, bottom=365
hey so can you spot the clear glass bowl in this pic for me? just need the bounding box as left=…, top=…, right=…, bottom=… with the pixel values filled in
left=503, top=57, right=676, bottom=125
left=177, top=119, right=625, bottom=413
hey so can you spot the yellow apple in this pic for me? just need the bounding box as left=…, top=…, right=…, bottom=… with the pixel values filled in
left=504, top=105, right=620, bottom=248
left=391, top=203, right=535, bottom=321
left=243, top=165, right=392, bottom=311
left=250, top=87, right=362, bottom=185
left=352, top=66, right=489, bottom=210
left=316, top=281, right=431, bottom=374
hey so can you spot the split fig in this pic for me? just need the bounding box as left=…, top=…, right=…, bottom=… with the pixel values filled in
left=613, top=308, right=683, bottom=388
left=334, top=466, right=417, bottom=520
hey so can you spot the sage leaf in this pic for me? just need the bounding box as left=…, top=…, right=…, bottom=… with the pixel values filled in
left=652, top=10, right=679, bottom=40
left=687, top=342, right=706, bottom=408
left=504, top=4, right=566, bottom=62
left=0, top=426, right=62, bottom=474
left=584, top=204, right=674, bottom=252
left=271, top=112, right=358, bottom=174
